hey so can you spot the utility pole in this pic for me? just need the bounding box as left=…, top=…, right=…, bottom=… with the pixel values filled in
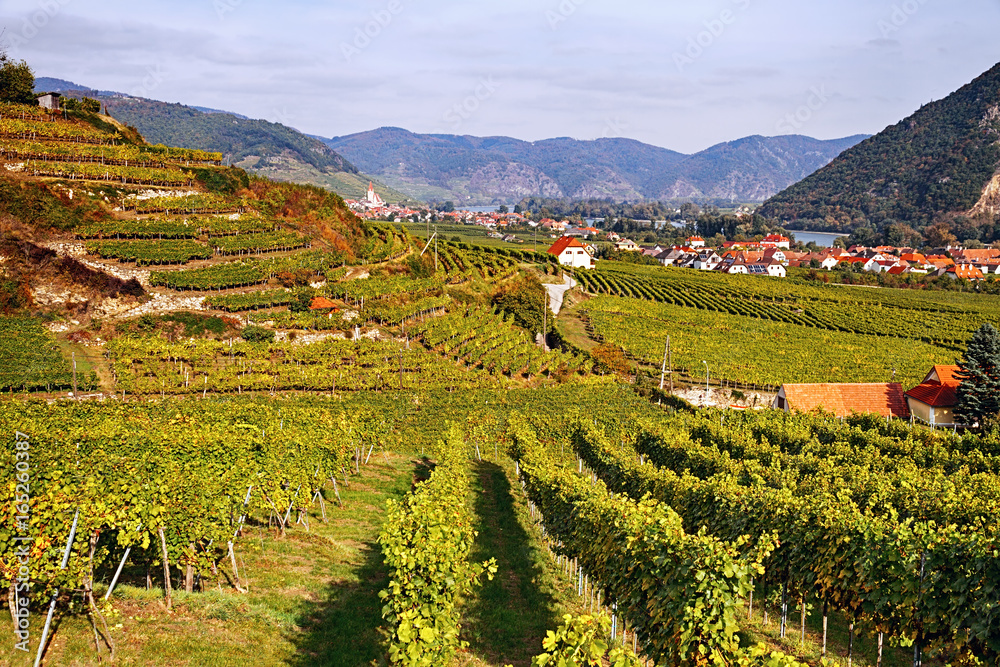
left=434, top=225, right=438, bottom=272
left=659, top=337, right=670, bottom=391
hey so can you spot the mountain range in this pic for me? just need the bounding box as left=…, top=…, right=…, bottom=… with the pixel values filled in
left=37, top=77, right=868, bottom=209
left=322, top=128, right=868, bottom=205
left=760, top=61, right=1000, bottom=243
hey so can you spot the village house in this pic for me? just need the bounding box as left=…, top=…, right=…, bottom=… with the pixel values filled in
left=686, top=236, right=706, bottom=248
left=540, top=219, right=569, bottom=233
left=309, top=297, right=341, bottom=319
left=36, top=93, right=61, bottom=110
left=641, top=245, right=668, bottom=257
left=656, top=248, right=692, bottom=267
left=980, top=262, right=1000, bottom=275
left=942, top=264, right=984, bottom=280
left=548, top=236, right=596, bottom=269
left=720, top=258, right=748, bottom=274
left=905, top=366, right=963, bottom=427
left=694, top=251, right=722, bottom=271
left=565, top=226, right=600, bottom=239
left=870, top=259, right=908, bottom=273
left=764, top=262, right=787, bottom=277
left=772, top=383, right=910, bottom=418
left=761, top=234, right=791, bottom=249
left=615, top=238, right=641, bottom=252
left=762, top=248, right=787, bottom=264
left=953, top=248, right=1000, bottom=263
left=927, top=255, right=955, bottom=270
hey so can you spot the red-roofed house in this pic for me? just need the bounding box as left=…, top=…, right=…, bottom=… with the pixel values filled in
left=548, top=236, right=596, bottom=269
left=310, top=297, right=341, bottom=319
left=927, top=255, right=955, bottom=269
left=772, top=383, right=910, bottom=418
left=905, top=366, right=962, bottom=426
left=540, top=219, right=568, bottom=232
left=761, top=234, right=791, bottom=249
left=686, top=236, right=706, bottom=248
left=954, top=248, right=1000, bottom=263
left=310, top=297, right=339, bottom=311
left=945, top=264, right=984, bottom=281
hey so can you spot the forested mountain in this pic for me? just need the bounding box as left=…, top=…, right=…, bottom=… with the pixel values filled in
left=29, top=79, right=417, bottom=203
left=103, top=99, right=356, bottom=174
left=760, top=62, right=1000, bottom=244
left=323, top=128, right=866, bottom=205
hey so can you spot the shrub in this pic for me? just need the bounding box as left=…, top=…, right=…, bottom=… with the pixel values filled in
left=241, top=325, right=275, bottom=343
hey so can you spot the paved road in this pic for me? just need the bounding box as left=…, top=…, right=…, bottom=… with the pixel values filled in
left=544, top=274, right=576, bottom=315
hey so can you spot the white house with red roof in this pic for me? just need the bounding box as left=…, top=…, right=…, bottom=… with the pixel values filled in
left=761, top=234, right=791, bottom=249
left=686, top=236, right=706, bottom=248
left=548, top=236, right=596, bottom=269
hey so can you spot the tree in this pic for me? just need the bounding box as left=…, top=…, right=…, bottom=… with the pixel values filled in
left=289, top=287, right=315, bottom=312
left=925, top=223, right=958, bottom=249
left=498, top=205, right=509, bottom=214
left=0, top=52, right=36, bottom=105
left=491, top=274, right=549, bottom=334
left=955, top=323, right=1000, bottom=426
left=679, top=202, right=701, bottom=220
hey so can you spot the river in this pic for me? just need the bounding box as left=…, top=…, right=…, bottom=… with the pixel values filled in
left=786, top=230, right=849, bottom=247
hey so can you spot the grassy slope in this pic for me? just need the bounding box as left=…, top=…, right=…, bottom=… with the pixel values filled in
left=10, top=453, right=419, bottom=667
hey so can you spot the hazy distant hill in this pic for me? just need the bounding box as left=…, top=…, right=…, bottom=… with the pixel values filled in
left=323, top=128, right=867, bottom=205
left=33, top=78, right=412, bottom=204
left=760, top=62, right=1000, bottom=241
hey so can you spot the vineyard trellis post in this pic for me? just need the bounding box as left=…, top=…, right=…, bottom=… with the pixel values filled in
left=34, top=509, right=80, bottom=667
left=659, top=337, right=670, bottom=391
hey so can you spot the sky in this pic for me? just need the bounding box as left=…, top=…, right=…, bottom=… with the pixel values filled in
left=1, top=0, right=998, bottom=154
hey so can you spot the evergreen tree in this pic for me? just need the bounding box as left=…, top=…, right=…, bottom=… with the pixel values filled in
left=955, top=323, right=1000, bottom=425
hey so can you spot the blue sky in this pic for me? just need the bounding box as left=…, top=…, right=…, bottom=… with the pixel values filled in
left=2, top=0, right=998, bottom=153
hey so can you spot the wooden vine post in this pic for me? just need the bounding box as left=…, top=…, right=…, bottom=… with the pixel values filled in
left=158, top=526, right=172, bottom=611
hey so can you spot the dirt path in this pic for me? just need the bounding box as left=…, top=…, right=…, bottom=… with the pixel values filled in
left=544, top=275, right=576, bottom=315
